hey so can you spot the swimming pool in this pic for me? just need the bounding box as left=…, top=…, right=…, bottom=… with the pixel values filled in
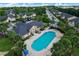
left=31, top=31, right=56, bottom=51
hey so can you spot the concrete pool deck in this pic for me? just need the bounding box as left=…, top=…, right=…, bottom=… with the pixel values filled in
left=24, top=29, right=63, bottom=56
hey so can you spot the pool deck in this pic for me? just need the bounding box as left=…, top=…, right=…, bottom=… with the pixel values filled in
left=24, top=29, right=63, bottom=56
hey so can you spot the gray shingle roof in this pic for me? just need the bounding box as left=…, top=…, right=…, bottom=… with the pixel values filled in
left=8, top=14, right=15, bottom=18
left=6, top=9, right=15, bottom=15
left=60, top=12, right=73, bottom=18
left=70, top=17, right=79, bottom=24
left=18, top=13, right=26, bottom=16
left=0, top=16, right=7, bottom=21
left=15, top=21, right=44, bottom=36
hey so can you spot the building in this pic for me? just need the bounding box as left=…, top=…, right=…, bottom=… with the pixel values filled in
left=30, top=13, right=36, bottom=17
left=17, top=13, right=36, bottom=19
left=7, top=22, right=16, bottom=31
left=68, top=17, right=79, bottom=27
left=17, top=13, right=28, bottom=19
left=6, top=15, right=16, bottom=22
left=59, top=12, right=79, bottom=27
left=15, top=21, right=44, bottom=38
left=52, top=10, right=79, bottom=27
left=6, top=9, right=15, bottom=16
left=0, top=16, right=7, bottom=21
left=46, top=9, right=59, bottom=28
left=29, top=26, right=40, bottom=35
left=6, top=9, right=16, bottom=22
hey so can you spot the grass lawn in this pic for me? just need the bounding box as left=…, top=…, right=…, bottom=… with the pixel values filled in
left=73, top=48, right=79, bottom=56
left=0, top=38, right=14, bottom=52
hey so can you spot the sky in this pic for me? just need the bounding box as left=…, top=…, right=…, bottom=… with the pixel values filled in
left=0, top=0, right=79, bottom=3
left=0, top=3, right=79, bottom=7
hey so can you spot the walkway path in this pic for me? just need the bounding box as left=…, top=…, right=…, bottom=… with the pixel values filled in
left=0, top=51, right=8, bottom=56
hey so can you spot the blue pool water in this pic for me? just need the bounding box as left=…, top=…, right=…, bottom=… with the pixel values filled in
left=31, top=31, right=56, bottom=51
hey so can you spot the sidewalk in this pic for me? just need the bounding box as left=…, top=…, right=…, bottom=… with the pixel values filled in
left=0, top=51, right=8, bottom=56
